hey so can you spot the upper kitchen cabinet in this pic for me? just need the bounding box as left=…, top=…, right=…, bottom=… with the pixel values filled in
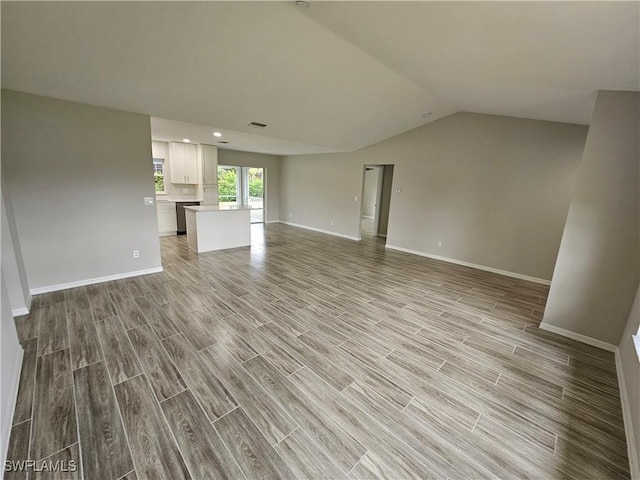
left=170, top=141, right=198, bottom=184
left=202, top=144, right=218, bottom=185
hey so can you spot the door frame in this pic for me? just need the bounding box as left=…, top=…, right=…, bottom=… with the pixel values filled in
left=217, top=164, right=266, bottom=223
left=372, top=166, right=384, bottom=235
left=358, top=164, right=385, bottom=239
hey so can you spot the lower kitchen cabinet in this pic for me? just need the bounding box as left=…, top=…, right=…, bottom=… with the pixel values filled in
left=157, top=201, right=177, bottom=236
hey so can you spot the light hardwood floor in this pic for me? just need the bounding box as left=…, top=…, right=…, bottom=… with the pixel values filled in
left=6, top=223, right=630, bottom=479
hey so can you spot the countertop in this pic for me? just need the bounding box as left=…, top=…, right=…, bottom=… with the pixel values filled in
left=156, top=197, right=202, bottom=203
left=184, top=205, right=252, bottom=212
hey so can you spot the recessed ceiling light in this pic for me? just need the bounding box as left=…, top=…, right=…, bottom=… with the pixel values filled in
left=422, top=112, right=432, bottom=119
left=213, top=132, right=222, bottom=137
left=296, top=0, right=310, bottom=7
left=183, top=138, right=191, bottom=143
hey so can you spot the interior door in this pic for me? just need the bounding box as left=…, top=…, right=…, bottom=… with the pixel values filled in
left=372, top=166, right=384, bottom=235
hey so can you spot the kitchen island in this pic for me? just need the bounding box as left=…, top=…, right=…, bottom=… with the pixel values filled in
left=184, top=205, right=251, bottom=253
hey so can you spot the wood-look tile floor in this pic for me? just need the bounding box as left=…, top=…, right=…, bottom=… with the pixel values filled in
left=6, top=223, right=630, bottom=480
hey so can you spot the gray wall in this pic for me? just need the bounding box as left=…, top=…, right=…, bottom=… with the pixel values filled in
left=280, top=112, right=587, bottom=280
left=218, top=149, right=280, bottom=223
left=280, top=151, right=363, bottom=238
left=2, top=90, right=162, bottom=291
left=542, top=91, right=639, bottom=345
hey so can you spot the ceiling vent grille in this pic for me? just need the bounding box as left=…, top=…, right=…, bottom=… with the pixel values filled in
left=218, top=141, right=229, bottom=144
left=248, top=121, right=267, bottom=128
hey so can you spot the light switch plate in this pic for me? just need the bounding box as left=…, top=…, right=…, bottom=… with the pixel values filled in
left=144, top=197, right=154, bottom=206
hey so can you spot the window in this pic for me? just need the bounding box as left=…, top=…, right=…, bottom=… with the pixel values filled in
left=218, top=165, right=265, bottom=223
left=153, top=158, right=165, bottom=193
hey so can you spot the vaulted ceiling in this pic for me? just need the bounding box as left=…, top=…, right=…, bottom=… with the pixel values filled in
left=2, top=2, right=638, bottom=155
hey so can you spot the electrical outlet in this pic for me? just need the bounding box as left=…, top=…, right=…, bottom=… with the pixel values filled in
left=289, top=213, right=293, bottom=218
left=144, top=197, right=154, bottom=206
left=330, top=220, right=334, bottom=226
left=437, top=241, right=442, bottom=248
left=133, top=250, right=140, bottom=258
left=354, top=196, right=358, bottom=202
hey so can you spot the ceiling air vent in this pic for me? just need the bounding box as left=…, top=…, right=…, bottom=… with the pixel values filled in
left=248, top=121, right=267, bottom=129
left=218, top=141, right=229, bottom=144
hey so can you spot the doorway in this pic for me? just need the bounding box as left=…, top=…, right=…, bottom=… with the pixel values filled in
left=360, top=164, right=394, bottom=240
left=218, top=165, right=265, bottom=223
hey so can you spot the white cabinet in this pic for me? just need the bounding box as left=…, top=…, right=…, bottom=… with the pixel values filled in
left=170, top=142, right=198, bottom=184
left=202, top=144, right=218, bottom=185
left=201, top=144, right=219, bottom=206
left=157, top=201, right=177, bottom=236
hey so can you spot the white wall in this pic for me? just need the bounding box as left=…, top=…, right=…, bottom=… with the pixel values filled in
left=280, top=112, right=587, bottom=280
left=0, top=272, right=23, bottom=468
left=362, top=167, right=379, bottom=218
left=218, top=149, right=280, bottom=223
left=2, top=90, right=162, bottom=291
left=618, top=285, right=640, bottom=478
left=542, top=91, right=639, bottom=346
left=1, top=181, right=30, bottom=315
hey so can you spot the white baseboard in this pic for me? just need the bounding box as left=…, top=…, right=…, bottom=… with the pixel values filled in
left=377, top=234, right=387, bottom=238
left=385, top=244, right=551, bottom=286
left=265, top=220, right=281, bottom=224
left=30, top=267, right=164, bottom=295
left=615, top=349, right=640, bottom=480
left=158, top=231, right=176, bottom=237
left=279, top=221, right=360, bottom=241
left=538, top=323, right=617, bottom=352
left=362, top=215, right=374, bottom=219
left=11, top=292, right=32, bottom=317
left=1, top=345, right=24, bottom=468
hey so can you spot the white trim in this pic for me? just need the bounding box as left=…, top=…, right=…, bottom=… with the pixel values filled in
left=279, top=221, right=360, bottom=241
left=385, top=244, right=551, bottom=286
left=1, top=345, right=24, bottom=467
left=11, top=293, right=32, bottom=317
left=615, top=348, right=640, bottom=480
left=265, top=220, right=281, bottom=224
left=29, top=267, right=164, bottom=295
left=377, top=234, right=387, bottom=238
left=158, top=231, right=177, bottom=237
left=538, top=323, right=617, bottom=352
left=361, top=215, right=374, bottom=220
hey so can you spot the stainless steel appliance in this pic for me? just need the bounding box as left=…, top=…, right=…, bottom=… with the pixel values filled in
left=176, top=202, right=200, bottom=234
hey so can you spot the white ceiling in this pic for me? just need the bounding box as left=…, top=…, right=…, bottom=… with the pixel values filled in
left=2, top=1, right=638, bottom=155
left=150, top=117, right=340, bottom=156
